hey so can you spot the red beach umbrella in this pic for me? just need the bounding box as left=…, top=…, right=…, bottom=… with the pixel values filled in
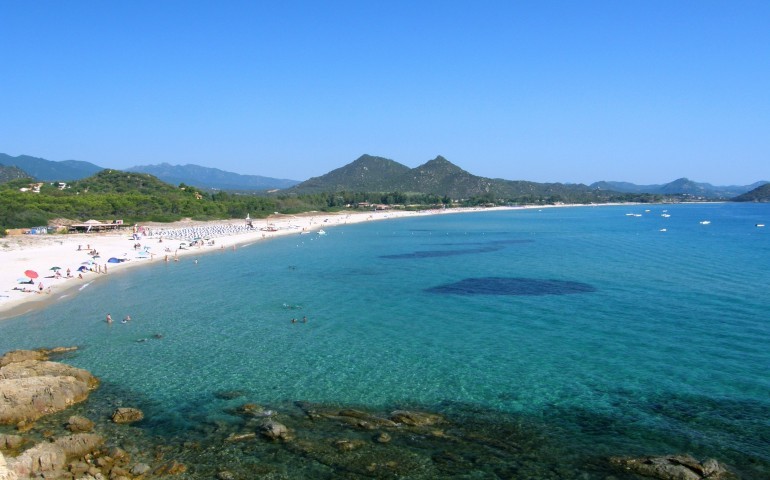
left=24, top=270, right=39, bottom=279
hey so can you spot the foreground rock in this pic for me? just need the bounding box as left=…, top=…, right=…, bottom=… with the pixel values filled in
left=610, top=454, right=735, bottom=480
left=0, top=351, right=99, bottom=425
left=0, top=451, right=18, bottom=480
left=5, top=434, right=103, bottom=478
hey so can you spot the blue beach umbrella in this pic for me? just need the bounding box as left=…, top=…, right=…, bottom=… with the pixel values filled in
left=77, top=266, right=89, bottom=272
left=107, top=257, right=121, bottom=263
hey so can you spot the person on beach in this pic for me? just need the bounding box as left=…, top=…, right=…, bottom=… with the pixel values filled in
left=106, top=313, right=113, bottom=323
left=38, top=282, right=43, bottom=292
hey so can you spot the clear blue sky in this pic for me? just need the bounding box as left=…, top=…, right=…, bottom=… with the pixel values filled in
left=2, top=1, right=768, bottom=185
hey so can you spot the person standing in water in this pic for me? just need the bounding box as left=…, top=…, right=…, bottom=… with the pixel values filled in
left=106, top=313, right=113, bottom=323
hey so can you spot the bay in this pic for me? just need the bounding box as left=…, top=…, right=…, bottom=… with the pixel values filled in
left=2, top=203, right=769, bottom=478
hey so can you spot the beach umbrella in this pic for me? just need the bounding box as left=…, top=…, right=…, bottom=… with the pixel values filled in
left=50, top=266, right=62, bottom=271
left=24, top=270, right=39, bottom=279
left=107, top=257, right=121, bottom=263
left=81, top=261, right=93, bottom=265
left=92, top=255, right=101, bottom=259
left=77, top=266, right=89, bottom=272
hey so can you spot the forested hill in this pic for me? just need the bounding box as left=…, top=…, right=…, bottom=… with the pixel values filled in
left=0, top=165, right=31, bottom=183
left=732, top=183, right=770, bottom=202
left=293, top=154, right=412, bottom=193
left=289, top=154, right=605, bottom=202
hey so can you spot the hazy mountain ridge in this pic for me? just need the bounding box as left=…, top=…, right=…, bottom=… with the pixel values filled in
left=732, top=183, right=770, bottom=202
left=127, top=163, right=300, bottom=191
left=0, top=153, right=103, bottom=181
left=591, top=178, right=767, bottom=198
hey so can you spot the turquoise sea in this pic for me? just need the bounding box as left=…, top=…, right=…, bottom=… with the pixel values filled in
left=1, top=203, right=769, bottom=479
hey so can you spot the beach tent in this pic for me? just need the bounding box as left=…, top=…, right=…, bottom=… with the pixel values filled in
left=108, top=257, right=122, bottom=263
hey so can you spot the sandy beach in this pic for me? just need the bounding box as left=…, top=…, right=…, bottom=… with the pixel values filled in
left=0, top=207, right=510, bottom=319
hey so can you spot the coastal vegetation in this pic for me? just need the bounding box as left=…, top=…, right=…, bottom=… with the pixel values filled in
left=3, top=153, right=755, bottom=235
left=0, top=163, right=705, bottom=236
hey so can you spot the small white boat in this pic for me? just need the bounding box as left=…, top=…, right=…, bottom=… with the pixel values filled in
left=661, top=214, right=671, bottom=218
left=659, top=228, right=667, bottom=232
left=317, top=229, right=327, bottom=235
left=756, top=223, right=766, bottom=228
left=699, top=221, right=711, bottom=225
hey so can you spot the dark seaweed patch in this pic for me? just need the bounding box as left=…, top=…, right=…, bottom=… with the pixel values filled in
left=382, top=239, right=533, bottom=259
left=380, top=245, right=503, bottom=259
left=429, top=239, right=534, bottom=247
left=426, top=277, right=596, bottom=296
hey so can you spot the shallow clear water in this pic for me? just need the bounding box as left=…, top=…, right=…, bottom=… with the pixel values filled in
left=2, top=203, right=769, bottom=478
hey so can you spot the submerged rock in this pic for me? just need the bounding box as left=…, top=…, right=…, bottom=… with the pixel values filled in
left=153, top=460, right=187, bottom=475
left=390, top=410, right=445, bottom=427
left=130, top=463, right=151, bottom=476
left=111, top=407, right=144, bottom=424
left=66, top=415, right=95, bottom=433
left=259, top=419, right=291, bottom=441
left=0, top=435, right=24, bottom=451
left=609, top=454, right=735, bottom=480
left=214, top=390, right=246, bottom=400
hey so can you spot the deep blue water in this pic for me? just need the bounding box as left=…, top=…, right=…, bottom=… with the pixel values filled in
left=2, top=203, right=769, bottom=478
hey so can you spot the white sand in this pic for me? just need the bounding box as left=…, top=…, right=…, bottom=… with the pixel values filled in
left=1, top=207, right=511, bottom=319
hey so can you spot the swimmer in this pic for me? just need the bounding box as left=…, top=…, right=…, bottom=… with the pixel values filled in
left=302, top=316, right=307, bottom=323
left=291, top=318, right=297, bottom=324
left=124, top=315, right=131, bottom=322
left=106, top=313, right=113, bottom=323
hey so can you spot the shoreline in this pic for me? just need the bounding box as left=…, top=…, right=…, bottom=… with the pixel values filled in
left=1, top=206, right=533, bottom=320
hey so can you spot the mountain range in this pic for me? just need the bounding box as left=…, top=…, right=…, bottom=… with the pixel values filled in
left=590, top=178, right=768, bottom=199
left=125, top=163, right=299, bottom=191
left=1, top=152, right=767, bottom=200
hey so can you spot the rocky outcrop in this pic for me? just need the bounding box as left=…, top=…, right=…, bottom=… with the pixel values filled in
left=610, top=454, right=735, bottom=480
left=0, top=350, right=98, bottom=426
left=0, top=451, right=18, bottom=480
left=0, top=351, right=45, bottom=368
left=111, top=407, right=144, bottom=424
left=5, top=434, right=103, bottom=478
